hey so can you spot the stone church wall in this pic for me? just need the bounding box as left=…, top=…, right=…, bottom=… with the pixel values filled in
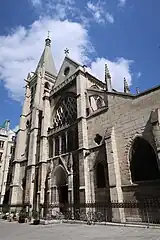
left=106, top=89, right=160, bottom=203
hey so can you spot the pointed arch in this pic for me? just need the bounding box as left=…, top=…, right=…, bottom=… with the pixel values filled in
left=52, top=93, right=77, bottom=128
left=44, top=82, right=50, bottom=89
left=52, top=164, right=68, bottom=187
left=130, top=137, right=160, bottom=182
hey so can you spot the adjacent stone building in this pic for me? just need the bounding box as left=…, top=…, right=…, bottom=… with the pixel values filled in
left=10, top=36, right=160, bottom=222
left=0, top=120, right=16, bottom=205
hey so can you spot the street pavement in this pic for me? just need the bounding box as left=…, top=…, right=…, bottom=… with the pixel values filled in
left=0, top=220, right=160, bottom=240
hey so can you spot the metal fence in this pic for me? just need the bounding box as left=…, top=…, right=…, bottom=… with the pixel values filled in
left=1, top=199, right=160, bottom=226
left=44, top=199, right=160, bottom=225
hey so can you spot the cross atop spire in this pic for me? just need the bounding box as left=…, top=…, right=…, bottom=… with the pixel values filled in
left=64, top=48, right=69, bottom=57
left=47, top=30, right=50, bottom=38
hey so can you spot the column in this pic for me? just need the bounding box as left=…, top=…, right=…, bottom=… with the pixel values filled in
left=105, top=127, right=125, bottom=223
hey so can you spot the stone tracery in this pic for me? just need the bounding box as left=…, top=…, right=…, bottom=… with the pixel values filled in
left=53, top=96, right=77, bottom=128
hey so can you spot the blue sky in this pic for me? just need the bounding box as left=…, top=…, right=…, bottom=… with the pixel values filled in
left=0, top=0, right=160, bottom=129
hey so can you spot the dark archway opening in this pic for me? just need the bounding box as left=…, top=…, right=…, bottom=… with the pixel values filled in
left=96, top=162, right=106, bottom=188
left=130, top=137, right=160, bottom=182
left=55, top=165, right=68, bottom=213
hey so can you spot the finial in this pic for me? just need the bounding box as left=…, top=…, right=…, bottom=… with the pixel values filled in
left=104, top=63, right=112, bottom=92
left=105, top=63, right=111, bottom=80
left=27, top=73, right=31, bottom=80
left=47, top=30, right=50, bottom=38
left=124, top=77, right=130, bottom=93
left=45, top=31, right=51, bottom=47
left=136, top=87, right=140, bottom=94
left=64, top=48, right=69, bottom=57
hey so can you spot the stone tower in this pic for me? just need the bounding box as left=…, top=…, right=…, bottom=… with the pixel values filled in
left=10, top=36, right=57, bottom=209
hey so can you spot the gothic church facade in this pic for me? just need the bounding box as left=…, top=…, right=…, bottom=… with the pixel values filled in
left=10, top=36, right=160, bottom=222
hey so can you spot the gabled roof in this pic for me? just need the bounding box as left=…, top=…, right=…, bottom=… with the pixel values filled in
left=53, top=56, right=81, bottom=89
left=35, top=38, right=57, bottom=77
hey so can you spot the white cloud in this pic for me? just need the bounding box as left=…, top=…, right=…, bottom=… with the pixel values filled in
left=118, top=0, right=127, bottom=7
left=87, top=1, right=114, bottom=24
left=0, top=18, right=93, bottom=101
left=0, top=18, right=133, bottom=101
left=30, top=0, right=41, bottom=6
left=137, top=72, right=142, bottom=78
left=30, top=0, right=77, bottom=20
left=87, top=57, right=133, bottom=91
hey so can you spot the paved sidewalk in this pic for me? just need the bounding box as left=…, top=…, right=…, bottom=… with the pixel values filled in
left=0, top=220, right=160, bottom=240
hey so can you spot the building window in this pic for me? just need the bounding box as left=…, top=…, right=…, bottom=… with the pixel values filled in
left=96, top=98, right=103, bottom=109
left=53, top=95, right=77, bottom=129
left=64, top=67, right=70, bottom=76
left=0, top=152, right=2, bottom=161
left=10, top=146, right=15, bottom=155
left=0, top=141, right=4, bottom=149
left=96, top=162, right=106, bottom=188
left=55, top=136, right=59, bottom=156
left=12, top=136, right=16, bottom=142
left=61, top=133, right=66, bottom=154
left=49, top=138, right=53, bottom=158
left=94, top=134, right=103, bottom=145
left=130, top=137, right=160, bottom=182
left=67, top=129, right=74, bottom=152
left=44, top=82, right=50, bottom=89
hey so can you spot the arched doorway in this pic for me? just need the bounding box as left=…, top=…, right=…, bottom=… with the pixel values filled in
left=130, top=137, right=160, bottom=182
left=54, top=165, right=68, bottom=213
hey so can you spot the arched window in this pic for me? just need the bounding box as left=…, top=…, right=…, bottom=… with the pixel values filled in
left=130, top=137, right=160, bottom=182
left=49, top=138, right=53, bottom=158
left=90, top=95, right=104, bottom=112
left=55, top=136, right=59, bottom=156
left=53, top=95, right=77, bottom=128
left=61, top=132, right=66, bottom=154
left=96, top=162, right=106, bottom=188
left=96, top=97, right=103, bottom=109
left=44, top=82, right=50, bottom=89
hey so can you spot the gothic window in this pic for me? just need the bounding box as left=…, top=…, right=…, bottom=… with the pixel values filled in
left=97, top=98, right=103, bottom=109
left=0, top=141, right=4, bottom=149
left=64, top=67, right=70, bottom=76
left=96, top=162, right=106, bottom=188
left=55, top=136, right=59, bottom=156
left=130, top=137, right=160, bottom=182
left=49, top=138, right=53, bottom=158
left=53, top=95, right=77, bottom=129
left=67, top=129, right=74, bottom=152
left=94, top=134, right=103, bottom=145
left=10, top=146, right=15, bottom=155
left=0, top=152, right=2, bottom=162
left=44, top=82, right=50, bottom=89
left=90, top=95, right=104, bottom=112
left=61, top=132, right=66, bottom=154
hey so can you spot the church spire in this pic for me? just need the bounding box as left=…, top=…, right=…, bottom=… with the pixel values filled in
left=35, top=35, right=57, bottom=77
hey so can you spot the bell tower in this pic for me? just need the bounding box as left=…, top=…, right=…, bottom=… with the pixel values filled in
left=10, top=36, right=57, bottom=209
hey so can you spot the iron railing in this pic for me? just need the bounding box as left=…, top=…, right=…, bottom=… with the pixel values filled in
left=43, top=199, right=160, bottom=225
left=1, top=199, right=160, bottom=226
